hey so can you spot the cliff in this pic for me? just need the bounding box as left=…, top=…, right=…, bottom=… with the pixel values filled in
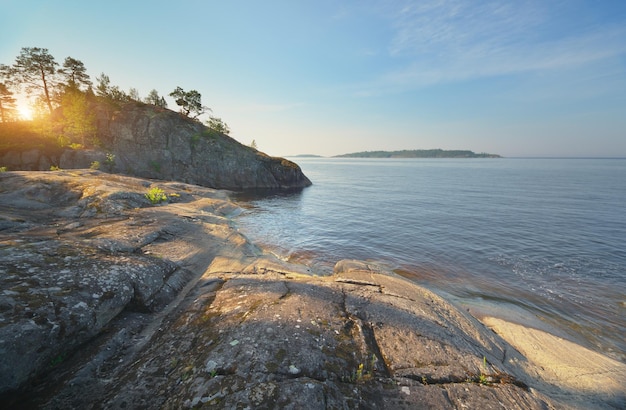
left=2, top=171, right=623, bottom=409
left=0, top=103, right=312, bottom=190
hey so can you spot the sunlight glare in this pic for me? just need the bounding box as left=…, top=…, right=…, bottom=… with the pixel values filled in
left=18, top=105, right=33, bottom=120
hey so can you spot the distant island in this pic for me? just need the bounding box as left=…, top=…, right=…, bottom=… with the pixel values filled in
left=291, top=154, right=324, bottom=158
left=335, top=149, right=501, bottom=158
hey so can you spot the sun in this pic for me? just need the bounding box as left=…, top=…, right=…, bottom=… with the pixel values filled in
left=18, top=105, right=33, bottom=121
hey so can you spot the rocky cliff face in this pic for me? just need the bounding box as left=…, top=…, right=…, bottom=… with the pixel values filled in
left=0, top=103, right=312, bottom=190
left=98, top=104, right=311, bottom=190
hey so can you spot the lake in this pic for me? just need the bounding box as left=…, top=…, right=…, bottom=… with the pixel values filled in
left=234, top=157, right=626, bottom=363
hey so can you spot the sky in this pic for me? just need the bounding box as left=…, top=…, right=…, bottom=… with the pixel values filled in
left=2, top=0, right=626, bottom=157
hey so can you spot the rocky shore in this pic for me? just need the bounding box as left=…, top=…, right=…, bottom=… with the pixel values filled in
left=1, top=170, right=624, bottom=409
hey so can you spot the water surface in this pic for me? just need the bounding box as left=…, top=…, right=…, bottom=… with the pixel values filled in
left=234, top=158, right=626, bottom=362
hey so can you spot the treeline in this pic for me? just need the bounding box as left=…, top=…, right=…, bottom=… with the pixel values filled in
left=335, top=149, right=501, bottom=158
left=0, top=47, right=229, bottom=150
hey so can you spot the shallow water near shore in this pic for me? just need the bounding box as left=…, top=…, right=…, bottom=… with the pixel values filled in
left=234, top=157, right=626, bottom=362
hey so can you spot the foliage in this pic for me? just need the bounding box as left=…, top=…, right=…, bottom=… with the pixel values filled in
left=1, top=46, right=234, bottom=159
left=206, top=116, right=230, bottom=135
left=49, top=354, right=64, bottom=367
left=169, top=86, right=209, bottom=119
left=0, top=121, right=62, bottom=155
left=145, top=89, right=167, bottom=108
left=128, top=87, right=141, bottom=101
left=90, top=161, right=100, bottom=170
left=343, top=355, right=378, bottom=384
left=250, top=139, right=258, bottom=149
left=145, top=187, right=167, bottom=204
left=4, top=47, right=60, bottom=114
left=60, top=89, right=97, bottom=146
left=0, top=166, right=7, bottom=172
left=95, top=72, right=128, bottom=102
left=104, top=153, right=115, bottom=170
left=95, top=73, right=111, bottom=98
left=59, top=57, right=92, bottom=91
left=0, top=82, right=17, bottom=123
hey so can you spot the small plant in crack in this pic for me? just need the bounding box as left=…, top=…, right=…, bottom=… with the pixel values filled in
left=49, top=354, right=64, bottom=368
left=344, top=354, right=379, bottom=384
left=145, top=187, right=168, bottom=204
left=480, top=356, right=493, bottom=385
left=355, top=363, right=364, bottom=381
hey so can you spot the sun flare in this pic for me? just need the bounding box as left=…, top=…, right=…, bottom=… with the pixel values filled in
left=18, top=105, right=33, bottom=120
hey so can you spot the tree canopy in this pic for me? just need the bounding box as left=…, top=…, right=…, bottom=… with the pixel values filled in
left=0, top=83, right=17, bottom=123
left=59, top=57, right=92, bottom=91
left=169, top=86, right=209, bottom=119
left=1, top=46, right=226, bottom=149
left=145, top=89, right=168, bottom=108
left=206, top=116, right=230, bottom=135
left=6, top=47, right=59, bottom=114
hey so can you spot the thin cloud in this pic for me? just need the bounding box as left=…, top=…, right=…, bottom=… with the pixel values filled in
left=354, top=0, right=626, bottom=94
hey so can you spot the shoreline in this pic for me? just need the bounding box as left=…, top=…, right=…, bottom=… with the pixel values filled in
left=480, top=316, right=626, bottom=409
left=1, top=170, right=624, bottom=408
left=236, top=215, right=626, bottom=408
left=243, top=233, right=626, bottom=366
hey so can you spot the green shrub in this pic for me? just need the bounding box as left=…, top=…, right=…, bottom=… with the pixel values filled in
left=104, top=153, right=115, bottom=168
left=90, top=161, right=101, bottom=170
left=0, top=166, right=7, bottom=172
left=145, top=187, right=167, bottom=204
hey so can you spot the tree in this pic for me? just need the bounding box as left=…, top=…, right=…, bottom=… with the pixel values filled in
left=58, top=57, right=92, bottom=91
left=0, top=64, right=11, bottom=83
left=145, top=89, right=167, bottom=108
left=7, top=47, right=59, bottom=114
left=95, top=73, right=111, bottom=98
left=169, top=86, right=209, bottom=119
left=206, top=116, right=230, bottom=135
left=0, top=83, right=17, bottom=122
left=250, top=139, right=258, bottom=150
left=128, top=87, right=140, bottom=101
left=95, top=72, right=128, bottom=102
left=60, top=89, right=96, bottom=146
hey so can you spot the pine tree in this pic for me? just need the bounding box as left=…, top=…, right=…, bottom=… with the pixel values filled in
left=0, top=83, right=17, bottom=122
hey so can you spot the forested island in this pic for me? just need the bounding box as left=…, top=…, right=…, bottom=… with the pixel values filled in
left=336, top=149, right=501, bottom=158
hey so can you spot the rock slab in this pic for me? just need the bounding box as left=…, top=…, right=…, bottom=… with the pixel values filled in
left=2, top=170, right=615, bottom=409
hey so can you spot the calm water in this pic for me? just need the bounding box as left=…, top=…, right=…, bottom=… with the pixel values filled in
left=234, top=158, right=626, bottom=362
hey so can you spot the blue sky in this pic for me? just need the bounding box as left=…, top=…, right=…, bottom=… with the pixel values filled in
left=2, top=0, right=625, bottom=157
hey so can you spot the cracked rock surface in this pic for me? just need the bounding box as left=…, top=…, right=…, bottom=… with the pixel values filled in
left=1, top=170, right=618, bottom=409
